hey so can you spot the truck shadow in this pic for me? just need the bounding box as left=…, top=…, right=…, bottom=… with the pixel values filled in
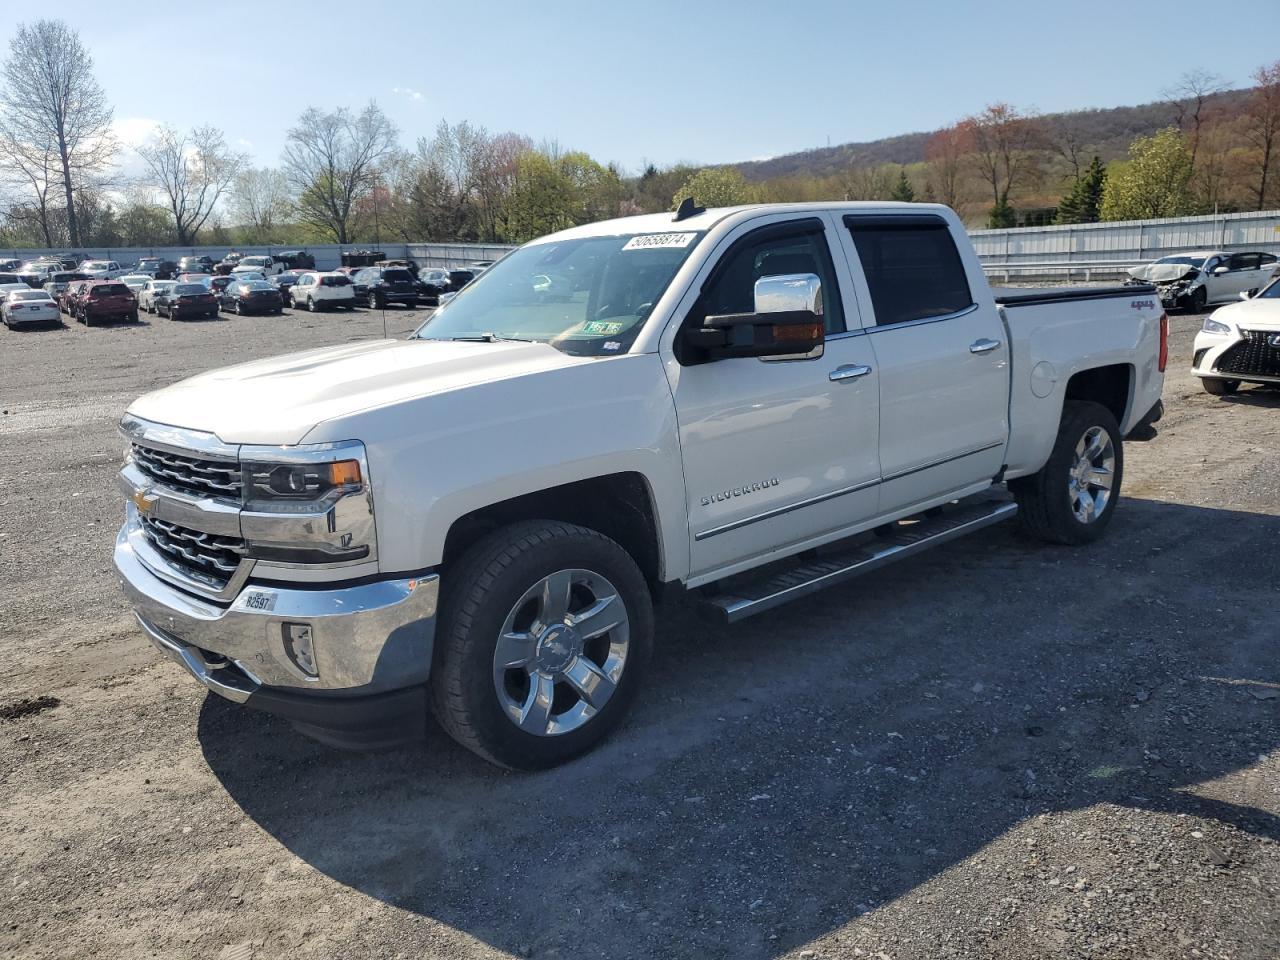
left=199, top=498, right=1279, bottom=958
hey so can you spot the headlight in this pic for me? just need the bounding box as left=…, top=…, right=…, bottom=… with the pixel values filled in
left=1202, top=316, right=1231, bottom=335
left=239, top=442, right=376, bottom=566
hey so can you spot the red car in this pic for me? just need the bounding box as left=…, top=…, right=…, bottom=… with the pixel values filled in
left=75, top=280, right=138, bottom=325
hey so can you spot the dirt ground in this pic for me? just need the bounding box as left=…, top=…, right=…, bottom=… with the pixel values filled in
left=0, top=300, right=1277, bottom=960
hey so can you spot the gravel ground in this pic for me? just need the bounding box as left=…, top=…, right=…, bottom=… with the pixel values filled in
left=0, top=301, right=1277, bottom=960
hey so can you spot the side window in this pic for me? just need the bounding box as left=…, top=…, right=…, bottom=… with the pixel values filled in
left=845, top=217, right=974, bottom=326
left=693, top=224, right=845, bottom=336
left=1231, top=253, right=1260, bottom=271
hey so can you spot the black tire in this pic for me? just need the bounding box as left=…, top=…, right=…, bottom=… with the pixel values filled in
left=1202, top=377, right=1240, bottom=396
left=307, top=296, right=318, bottom=312
left=431, top=520, right=654, bottom=770
left=129, top=309, right=139, bottom=323
left=234, top=300, right=243, bottom=315
left=1011, top=400, right=1124, bottom=546
left=1189, top=287, right=1207, bottom=312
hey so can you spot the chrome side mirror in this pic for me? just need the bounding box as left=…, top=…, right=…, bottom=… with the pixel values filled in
left=753, top=273, right=823, bottom=316
left=686, top=273, right=825, bottom=361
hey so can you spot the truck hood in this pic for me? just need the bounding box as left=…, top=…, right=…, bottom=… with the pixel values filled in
left=1211, top=297, right=1280, bottom=331
left=1128, top=263, right=1198, bottom=283
left=127, top=338, right=587, bottom=444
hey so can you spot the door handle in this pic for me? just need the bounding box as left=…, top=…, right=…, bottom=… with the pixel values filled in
left=969, top=338, right=1002, bottom=354
left=829, top=363, right=873, bottom=382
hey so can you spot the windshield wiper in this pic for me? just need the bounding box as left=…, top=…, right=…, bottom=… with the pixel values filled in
left=444, top=333, right=534, bottom=343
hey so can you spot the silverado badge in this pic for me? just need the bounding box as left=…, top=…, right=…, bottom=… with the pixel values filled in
left=701, top=478, right=780, bottom=507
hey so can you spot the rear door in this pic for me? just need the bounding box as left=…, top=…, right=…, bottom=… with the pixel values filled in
left=837, top=213, right=1009, bottom=515
left=668, top=214, right=882, bottom=581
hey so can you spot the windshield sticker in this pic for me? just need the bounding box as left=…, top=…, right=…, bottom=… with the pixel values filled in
left=582, top=320, right=625, bottom=336
left=622, top=233, right=697, bottom=251
left=602, top=341, right=622, bottom=351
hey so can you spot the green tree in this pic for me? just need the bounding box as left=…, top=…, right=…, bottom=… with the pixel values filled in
left=504, top=150, right=575, bottom=242
left=672, top=167, right=755, bottom=208
left=889, top=168, right=915, bottom=202
left=987, top=200, right=1016, bottom=228
left=1055, top=155, right=1107, bottom=224
left=1100, top=128, right=1197, bottom=221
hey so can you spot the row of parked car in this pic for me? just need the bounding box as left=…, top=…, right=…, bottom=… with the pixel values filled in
left=1, top=259, right=490, bottom=328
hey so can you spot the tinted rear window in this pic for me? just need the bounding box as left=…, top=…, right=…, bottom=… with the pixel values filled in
left=11, top=290, right=52, bottom=301
left=174, top=284, right=207, bottom=295
left=382, top=269, right=413, bottom=282
left=320, top=275, right=351, bottom=287
left=845, top=217, right=974, bottom=326
left=90, top=284, right=129, bottom=297
left=243, top=281, right=274, bottom=291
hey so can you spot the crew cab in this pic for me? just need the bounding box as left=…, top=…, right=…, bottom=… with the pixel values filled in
left=80, top=260, right=127, bottom=280
left=232, top=255, right=284, bottom=277
left=1127, top=250, right=1279, bottom=312
left=114, top=203, right=1166, bottom=767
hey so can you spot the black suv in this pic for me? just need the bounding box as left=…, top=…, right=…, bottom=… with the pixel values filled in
left=276, top=249, right=316, bottom=271
left=352, top=267, right=418, bottom=308
left=137, top=257, right=179, bottom=280
left=178, top=255, right=216, bottom=275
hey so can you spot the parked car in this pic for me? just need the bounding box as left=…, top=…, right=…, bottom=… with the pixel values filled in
left=376, top=258, right=419, bottom=277
left=176, top=272, right=213, bottom=285
left=276, top=249, right=316, bottom=271
left=113, top=202, right=1166, bottom=764
left=0, top=272, right=23, bottom=286
left=270, top=271, right=307, bottom=306
left=139, top=280, right=177, bottom=314
left=231, top=255, right=283, bottom=277
left=1192, top=274, right=1280, bottom=395
left=0, top=258, right=20, bottom=271
left=120, top=274, right=152, bottom=295
left=212, top=261, right=235, bottom=276
left=75, top=280, right=138, bottom=325
left=288, top=271, right=355, bottom=311
left=216, top=252, right=243, bottom=273
left=136, top=258, right=179, bottom=280
left=157, top=282, right=220, bottom=321
left=352, top=266, right=418, bottom=308
left=447, top=268, right=477, bottom=292
left=178, top=256, right=216, bottom=275
left=58, top=279, right=92, bottom=315
left=80, top=259, right=127, bottom=280
left=2, top=288, right=60, bottom=327
left=17, top=261, right=62, bottom=287
left=226, top=271, right=264, bottom=285
left=418, top=267, right=451, bottom=295
left=46, top=271, right=88, bottom=300
left=340, top=249, right=385, bottom=269
left=1127, top=250, right=1279, bottom=312
left=219, top=278, right=283, bottom=315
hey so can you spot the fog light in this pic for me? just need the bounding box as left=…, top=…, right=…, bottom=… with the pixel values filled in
left=283, top=622, right=318, bottom=677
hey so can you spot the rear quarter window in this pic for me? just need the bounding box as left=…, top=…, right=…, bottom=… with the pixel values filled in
left=845, top=216, right=974, bottom=326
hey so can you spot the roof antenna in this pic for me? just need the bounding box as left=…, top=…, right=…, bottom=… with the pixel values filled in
left=673, top=196, right=704, bottom=222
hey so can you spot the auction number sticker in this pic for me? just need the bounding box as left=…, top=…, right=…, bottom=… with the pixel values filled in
left=581, top=320, right=625, bottom=336
left=622, top=233, right=697, bottom=251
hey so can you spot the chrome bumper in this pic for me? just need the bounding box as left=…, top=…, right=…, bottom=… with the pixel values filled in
left=115, top=520, right=439, bottom=699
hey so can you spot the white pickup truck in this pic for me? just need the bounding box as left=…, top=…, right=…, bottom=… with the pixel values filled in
left=114, top=202, right=1166, bottom=767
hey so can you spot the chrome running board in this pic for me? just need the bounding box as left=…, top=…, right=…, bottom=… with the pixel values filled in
left=702, top=500, right=1018, bottom=624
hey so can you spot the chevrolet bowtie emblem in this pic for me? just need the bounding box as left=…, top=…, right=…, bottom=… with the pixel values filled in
left=132, top=488, right=158, bottom=514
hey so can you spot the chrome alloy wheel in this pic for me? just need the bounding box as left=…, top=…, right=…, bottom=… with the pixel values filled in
left=1068, top=425, right=1115, bottom=524
left=493, top=568, right=630, bottom=737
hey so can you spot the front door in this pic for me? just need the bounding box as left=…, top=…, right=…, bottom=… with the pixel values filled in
left=838, top=214, right=1009, bottom=514
left=668, top=216, right=882, bottom=582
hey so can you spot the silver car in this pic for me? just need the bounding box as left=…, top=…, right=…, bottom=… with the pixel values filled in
left=3, top=288, right=60, bottom=327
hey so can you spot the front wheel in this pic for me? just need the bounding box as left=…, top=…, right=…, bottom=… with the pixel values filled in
left=1188, top=287, right=1207, bottom=312
left=1202, top=377, right=1240, bottom=396
left=431, top=520, right=654, bottom=770
left=368, top=292, right=379, bottom=309
left=1011, top=400, right=1123, bottom=545
left=234, top=300, right=243, bottom=315
left=307, top=296, right=318, bottom=312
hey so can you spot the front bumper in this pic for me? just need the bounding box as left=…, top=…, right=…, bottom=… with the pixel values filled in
left=1192, top=328, right=1280, bottom=384
left=115, top=519, right=439, bottom=748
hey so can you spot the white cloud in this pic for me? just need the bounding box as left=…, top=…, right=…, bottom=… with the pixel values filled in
left=112, top=116, right=161, bottom=148
left=392, top=85, right=424, bottom=101
left=235, top=137, right=254, bottom=149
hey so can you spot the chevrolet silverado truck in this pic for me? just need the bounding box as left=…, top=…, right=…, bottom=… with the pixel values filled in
left=114, top=202, right=1166, bottom=768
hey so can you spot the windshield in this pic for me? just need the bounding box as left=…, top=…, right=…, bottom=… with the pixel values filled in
left=241, top=257, right=268, bottom=266
left=82, top=261, right=109, bottom=270
left=10, top=290, right=51, bottom=301
left=415, top=231, right=703, bottom=356
left=1255, top=277, right=1280, bottom=299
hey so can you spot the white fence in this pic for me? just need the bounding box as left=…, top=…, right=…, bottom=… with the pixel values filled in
left=972, top=209, right=1280, bottom=279
left=7, top=209, right=1280, bottom=280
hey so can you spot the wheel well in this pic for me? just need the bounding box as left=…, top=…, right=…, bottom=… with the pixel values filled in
left=441, top=473, right=663, bottom=587
left=1064, top=364, right=1131, bottom=426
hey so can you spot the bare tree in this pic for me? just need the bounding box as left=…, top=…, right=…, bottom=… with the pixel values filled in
left=1162, top=69, right=1226, bottom=172
left=138, top=125, right=246, bottom=244
left=282, top=103, right=398, bottom=243
left=0, top=20, right=115, bottom=247
left=230, top=167, right=290, bottom=241
left=965, top=104, right=1042, bottom=226
left=924, top=124, right=969, bottom=212
left=1244, top=61, right=1280, bottom=210
left=1043, top=116, right=1090, bottom=182
left=0, top=135, right=59, bottom=245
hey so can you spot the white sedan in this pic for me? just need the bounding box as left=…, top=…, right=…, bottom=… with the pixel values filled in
left=1130, top=250, right=1279, bottom=312
left=119, top=274, right=152, bottom=294
left=1192, top=277, right=1280, bottom=395
left=3, top=288, right=60, bottom=327
left=139, top=280, right=177, bottom=314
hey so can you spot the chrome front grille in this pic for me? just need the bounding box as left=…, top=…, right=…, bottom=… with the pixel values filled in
left=139, top=515, right=246, bottom=588
left=132, top=443, right=243, bottom=500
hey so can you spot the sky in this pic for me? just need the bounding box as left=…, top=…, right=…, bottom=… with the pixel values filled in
left=14, top=0, right=1280, bottom=175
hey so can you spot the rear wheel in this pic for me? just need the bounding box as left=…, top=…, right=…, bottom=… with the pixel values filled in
left=1011, top=400, right=1123, bottom=545
left=1201, top=377, right=1240, bottom=396
left=432, top=520, right=653, bottom=770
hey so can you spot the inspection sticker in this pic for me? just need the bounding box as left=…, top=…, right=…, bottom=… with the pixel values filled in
left=622, top=232, right=697, bottom=251
left=582, top=320, right=625, bottom=336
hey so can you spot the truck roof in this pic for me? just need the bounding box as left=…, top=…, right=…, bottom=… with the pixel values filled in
left=530, top=201, right=955, bottom=246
